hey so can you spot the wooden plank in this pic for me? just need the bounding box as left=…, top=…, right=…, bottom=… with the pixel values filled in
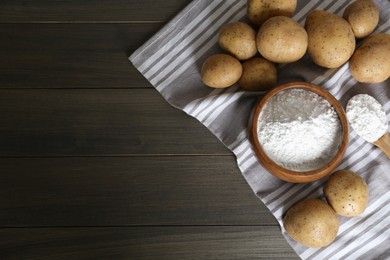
left=0, top=0, right=193, bottom=22
left=0, top=24, right=161, bottom=88
left=0, top=156, right=275, bottom=227
left=0, top=89, right=228, bottom=156
left=0, top=227, right=298, bottom=259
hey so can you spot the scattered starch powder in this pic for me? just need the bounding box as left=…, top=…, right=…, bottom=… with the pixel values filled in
left=257, top=88, right=342, bottom=172
left=346, top=94, right=388, bottom=142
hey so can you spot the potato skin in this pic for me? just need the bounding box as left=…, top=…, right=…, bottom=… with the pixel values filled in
left=284, top=199, right=339, bottom=248
left=349, top=33, right=390, bottom=83
left=324, top=170, right=369, bottom=217
left=257, top=16, right=308, bottom=63
left=343, top=0, right=379, bottom=39
left=201, top=54, right=243, bottom=88
left=305, top=10, right=356, bottom=69
left=238, top=57, right=277, bottom=91
left=218, top=22, right=257, bottom=60
left=247, top=0, right=297, bottom=27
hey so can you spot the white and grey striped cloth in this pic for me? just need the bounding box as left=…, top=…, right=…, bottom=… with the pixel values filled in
left=130, top=0, right=390, bottom=258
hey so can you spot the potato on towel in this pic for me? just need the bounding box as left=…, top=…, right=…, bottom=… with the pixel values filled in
left=247, top=0, right=297, bottom=27
left=238, top=57, right=277, bottom=91
left=218, top=22, right=257, bottom=60
left=324, top=170, right=369, bottom=217
left=283, top=199, right=339, bottom=248
left=201, top=54, right=243, bottom=88
left=343, top=0, right=379, bottom=39
left=349, top=33, right=390, bottom=83
left=256, top=16, right=308, bottom=63
left=305, top=10, right=356, bottom=69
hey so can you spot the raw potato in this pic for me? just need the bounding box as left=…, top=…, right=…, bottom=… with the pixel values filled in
left=305, top=10, right=356, bottom=69
left=343, top=0, right=379, bottom=39
left=218, top=22, right=257, bottom=60
left=247, top=0, right=297, bottom=27
left=284, top=199, right=339, bottom=248
left=324, top=170, right=369, bottom=217
left=349, top=33, right=390, bottom=83
left=238, top=57, right=277, bottom=91
left=201, top=54, right=243, bottom=88
left=257, top=16, right=308, bottom=63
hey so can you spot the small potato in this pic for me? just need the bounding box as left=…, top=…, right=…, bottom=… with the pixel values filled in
left=247, top=0, right=297, bottom=27
left=218, top=22, right=257, bottom=60
left=256, top=16, right=308, bottom=63
left=284, top=199, right=339, bottom=248
left=343, top=0, right=379, bottom=39
left=349, top=33, right=390, bottom=83
left=305, top=10, right=356, bottom=69
left=238, top=57, right=277, bottom=91
left=324, top=170, right=369, bottom=217
left=201, top=54, right=243, bottom=88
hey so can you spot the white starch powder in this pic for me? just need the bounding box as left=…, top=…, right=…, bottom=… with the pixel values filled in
left=346, top=94, right=387, bottom=142
left=257, top=88, right=342, bottom=172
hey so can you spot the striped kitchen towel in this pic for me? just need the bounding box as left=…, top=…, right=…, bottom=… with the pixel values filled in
left=130, top=0, right=390, bottom=259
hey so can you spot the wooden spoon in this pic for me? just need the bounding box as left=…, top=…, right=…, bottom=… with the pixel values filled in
left=373, top=132, right=390, bottom=159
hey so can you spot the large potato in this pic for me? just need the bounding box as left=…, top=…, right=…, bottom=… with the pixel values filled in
left=349, top=33, right=390, bottom=83
left=218, top=22, right=257, bottom=60
left=305, top=10, right=356, bottom=69
left=343, top=0, right=379, bottom=39
left=257, top=16, right=308, bottom=63
left=201, top=54, right=242, bottom=88
left=324, top=170, right=368, bottom=217
left=247, top=0, right=297, bottom=27
left=238, top=57, right=277, bottom=91
left=284, top=199, right=339, bottom=248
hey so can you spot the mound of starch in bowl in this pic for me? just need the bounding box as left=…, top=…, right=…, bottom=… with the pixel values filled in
left=257, top=88, right=342, bottom=172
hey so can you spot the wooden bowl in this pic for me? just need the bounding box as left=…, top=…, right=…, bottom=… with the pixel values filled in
left=251, top=82, right=349, bottom=183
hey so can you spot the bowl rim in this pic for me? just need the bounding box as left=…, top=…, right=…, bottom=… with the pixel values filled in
left=251, top=81, right=349, bottom=183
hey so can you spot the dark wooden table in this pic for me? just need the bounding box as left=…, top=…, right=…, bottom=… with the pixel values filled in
left=0, top=1, right=299, bottom=259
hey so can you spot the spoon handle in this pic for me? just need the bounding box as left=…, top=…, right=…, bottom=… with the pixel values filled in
left=374, top=132, right=390, bottom=159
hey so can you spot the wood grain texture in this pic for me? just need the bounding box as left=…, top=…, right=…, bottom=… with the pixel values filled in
left=0, top=227, right=298, bottom=260
left=0, top=156, right=276, bottom=226
left=0, top=0, right=299, bottom=258
left=0, top=0, right=192, bottom=22
left=0, top=89, right=228, bottom=156
left=0, top=24, right=161, bottom=89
